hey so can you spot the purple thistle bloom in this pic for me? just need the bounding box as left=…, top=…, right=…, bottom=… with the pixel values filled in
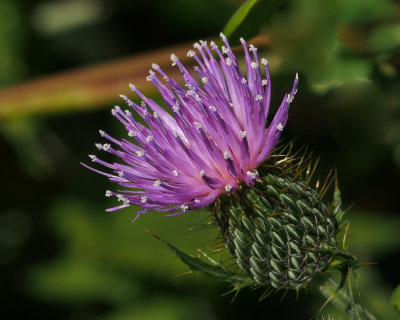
left=83, top=33, right=298, bottom=221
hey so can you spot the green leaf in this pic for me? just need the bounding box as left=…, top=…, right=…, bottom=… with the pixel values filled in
left=391, top=285, right=400, bottom=312
left=367, top=23, right=400, bottom=54
left=147, top=230, right=253, bottom=287
left=222, top=0, right=260, bottom=39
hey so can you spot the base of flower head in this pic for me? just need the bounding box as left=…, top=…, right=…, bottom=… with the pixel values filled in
left=211, top=149, right=340, bottom=290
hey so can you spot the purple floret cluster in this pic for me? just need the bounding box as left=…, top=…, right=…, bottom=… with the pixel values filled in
left=83, top=33, right=298, bottom=221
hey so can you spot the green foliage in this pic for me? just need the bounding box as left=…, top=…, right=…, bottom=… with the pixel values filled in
left=368, top=24, right=400, bottom=54
left=319, top=276, right=377, bottom=320
left=0, top=0, right=26, bottom=86
left=222, top=0, right=260, bottom=39
left=149, top=231, right=253, bottom=287
left=24, top=196, right=223, bottom=319
left=223, top=0, right=284, bottom=46
left=268, top=0, right=398, bottom=91
left=344, top=209, right=400, bottom=258
left=391, top=285, right=400, bottom=313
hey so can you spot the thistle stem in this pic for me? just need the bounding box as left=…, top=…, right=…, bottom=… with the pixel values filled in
left=318, top=275, right=376, bottom=320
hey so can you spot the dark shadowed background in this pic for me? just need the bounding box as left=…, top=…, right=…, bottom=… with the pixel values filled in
left=0, top=0, right=399, bottom=319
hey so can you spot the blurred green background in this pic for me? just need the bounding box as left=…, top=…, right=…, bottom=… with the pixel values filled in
left=0, top=0, right=399, bottom=319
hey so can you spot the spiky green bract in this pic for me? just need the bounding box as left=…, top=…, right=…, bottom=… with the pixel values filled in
left=146, top=229, right=255, bottom=288
left=211, top=148, right=340, bottom=290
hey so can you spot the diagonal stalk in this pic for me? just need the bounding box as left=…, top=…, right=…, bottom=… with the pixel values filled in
left=318, top=275, right=376, bottom=320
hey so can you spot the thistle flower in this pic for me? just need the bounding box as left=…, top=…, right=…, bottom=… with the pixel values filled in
left=83, top=34, right=367, bottom=315
left=83, top=33, right=298, bottom=220
left=83, top=34, right=342, bottom=292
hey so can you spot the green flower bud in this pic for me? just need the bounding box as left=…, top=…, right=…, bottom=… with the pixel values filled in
left=212, top=155, right=339, bottom=290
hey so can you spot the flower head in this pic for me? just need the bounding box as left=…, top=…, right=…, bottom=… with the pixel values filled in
left=83, top=34, right=298, bottom=220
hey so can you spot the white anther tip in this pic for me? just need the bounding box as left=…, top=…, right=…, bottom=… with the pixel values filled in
left=194, top=122, right=202, bottom=129
left=251, top=61, right=258, bottom=69
left=247, top=170, right=259, bottom=180
left=249, top=44, right=257, bottom=52
left=225, top=184, right=233, bottom=192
